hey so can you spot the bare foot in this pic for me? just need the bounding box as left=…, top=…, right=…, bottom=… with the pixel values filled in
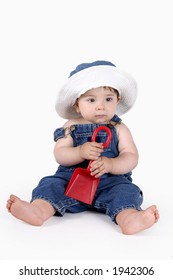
left=6, top=194, right=55, bottom=226
left=116, top=205, right=159, bottom=235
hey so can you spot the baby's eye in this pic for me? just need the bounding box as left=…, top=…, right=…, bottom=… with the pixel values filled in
left=106, top=97, right=113, bottom=102
left=87, top=98, right=95, bottom=103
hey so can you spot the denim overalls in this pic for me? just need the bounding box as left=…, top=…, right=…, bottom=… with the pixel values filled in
left=31, top=115, right=143, bottom=223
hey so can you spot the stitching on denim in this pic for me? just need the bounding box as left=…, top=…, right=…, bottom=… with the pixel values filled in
left=31, top=196, right=80, bottom=216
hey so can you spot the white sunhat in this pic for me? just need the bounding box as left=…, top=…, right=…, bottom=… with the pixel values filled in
left=55, top=60, right=137, bottom=119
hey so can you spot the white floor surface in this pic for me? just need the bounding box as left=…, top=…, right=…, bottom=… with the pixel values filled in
left=1, top=185, right=172, bottom=261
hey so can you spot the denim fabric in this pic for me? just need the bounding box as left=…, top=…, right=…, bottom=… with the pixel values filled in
left=31, top=115, right=143, bottom=223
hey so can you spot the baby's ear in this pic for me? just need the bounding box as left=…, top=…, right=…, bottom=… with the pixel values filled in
left=75, top=107, right=80, bottom=113
left=73, top=99, right=80, bottom=112
left=73, top=100, right=80, bottom=113
left=117, top=95, right=121, bottom=103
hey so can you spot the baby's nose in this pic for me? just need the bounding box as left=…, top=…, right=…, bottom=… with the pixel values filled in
left=96, top=102, right=105, bottom=110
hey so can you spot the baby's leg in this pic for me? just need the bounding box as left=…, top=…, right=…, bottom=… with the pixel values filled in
left=116, top=205, right=159, bottom=235
left=6, top=195, right=55, bottom=226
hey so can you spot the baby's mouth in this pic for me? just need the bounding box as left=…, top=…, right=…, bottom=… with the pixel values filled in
left=95, top=114, right=106, bottom=117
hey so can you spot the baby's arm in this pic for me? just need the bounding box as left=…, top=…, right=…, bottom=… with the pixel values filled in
left=90, top=123, right=138, bottom=177
left=54, top=122, right=103, bottom=166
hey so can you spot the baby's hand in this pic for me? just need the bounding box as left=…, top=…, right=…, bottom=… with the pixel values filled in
left=79, top=142, right=103, bottom=160
left=90, top=156, right=113, bottom=178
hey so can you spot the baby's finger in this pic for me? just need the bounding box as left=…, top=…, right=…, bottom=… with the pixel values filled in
left=88, top=153, right=101, bottom=161
left=91, top=142, right=103, bottom=149
left=90, top=143, right=104, bottom=154
left=90, top=158, right=103, bottom=171
left=90, top=165, right=105, bottom=178
left=90, top=157, right=102, bottom=168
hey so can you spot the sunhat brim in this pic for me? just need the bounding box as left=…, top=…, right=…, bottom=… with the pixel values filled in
left=55, top=65, right=137, bottom=119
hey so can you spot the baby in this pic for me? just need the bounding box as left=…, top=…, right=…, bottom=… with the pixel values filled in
left=7, top=60, right=159, bottom=234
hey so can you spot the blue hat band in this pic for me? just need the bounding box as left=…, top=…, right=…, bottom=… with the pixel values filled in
left=69, top=60, right=116, bottom=78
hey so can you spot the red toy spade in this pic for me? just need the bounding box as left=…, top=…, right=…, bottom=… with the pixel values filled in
left=64, top=126, right=112, bottom=204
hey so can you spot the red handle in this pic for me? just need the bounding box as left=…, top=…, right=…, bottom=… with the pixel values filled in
left=91, top=126, right=112, bottom=148
left=87, top=125, right=112, bottom=172
left=87, top=126, right=112, bottom=171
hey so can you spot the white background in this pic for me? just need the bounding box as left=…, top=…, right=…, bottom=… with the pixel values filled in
left=0, top=0, right=172, bottom=277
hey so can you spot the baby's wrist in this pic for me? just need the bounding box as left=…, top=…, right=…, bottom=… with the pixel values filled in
left=78, top=145, right=85, bottom=160
left=109, top=158, right=115, bottom=174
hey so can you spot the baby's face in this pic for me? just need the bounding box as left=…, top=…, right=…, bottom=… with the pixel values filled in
left=75, top=87, right=119, bottom=124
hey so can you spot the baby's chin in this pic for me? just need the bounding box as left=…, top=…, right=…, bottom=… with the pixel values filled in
left=92, top=115, right=111, bottom=124
left=79, top=115, right=111, bottom=124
